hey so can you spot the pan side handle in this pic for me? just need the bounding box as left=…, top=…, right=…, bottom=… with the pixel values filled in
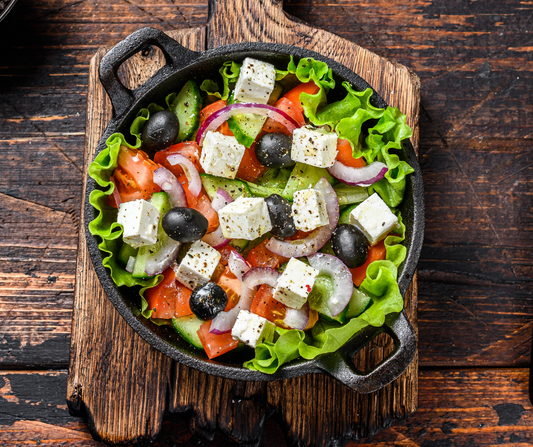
left=99, top=27, right=201, bottom=118
left=315, top=311, right=417, bottom=394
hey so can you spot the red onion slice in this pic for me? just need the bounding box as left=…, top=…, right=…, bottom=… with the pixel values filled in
left=166, top=153, right=202, bottom=197
left=210, top=252, right=254, bottom=334
left=196, top=103, right=300, bottom=146
left=283, top=302, right=310, bottom=330
left=211, top=188, right=233, bottom=212
left=109, top=175, right=122, bottom=208
left=327, top=160, right=388, bottom=187
left=266, top=177, right=339, bottom=258
left=153, top=167, right=187, bottom=208
left=242, top=267, right=281, bottom=289
left=144, top=237, right=182, bottom=277
left=201, top=227, right=229, bottom=249
left=307, top=253, right=353, bottom=316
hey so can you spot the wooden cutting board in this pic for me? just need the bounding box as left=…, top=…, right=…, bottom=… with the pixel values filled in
left=67, top=0, right=420, bottom=444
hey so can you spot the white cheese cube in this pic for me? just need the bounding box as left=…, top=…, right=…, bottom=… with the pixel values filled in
left=200, top=131, right=246, bottom=179
left=173, top=240, right=221, bottom=290
left=231, top=310, right=275, bottom=348
left=273, top=258, right=319, bottom=309
left=117, top=199, right=159, bottom=248
left=218, top=197, right=272, bottom=240
left=291, top=126, right=338, bottom=168
left=234, top=57, right=276, bottom=104
left=349, top=193, right=400, bottom=245
left=291, top=189, right=329, bottom=232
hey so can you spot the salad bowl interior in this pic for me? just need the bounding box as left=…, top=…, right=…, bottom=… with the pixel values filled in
left=85, top=28, right=424, bottom=391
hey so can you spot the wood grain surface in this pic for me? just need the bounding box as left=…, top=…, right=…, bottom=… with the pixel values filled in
left=0, top=0, right=532, bottom=445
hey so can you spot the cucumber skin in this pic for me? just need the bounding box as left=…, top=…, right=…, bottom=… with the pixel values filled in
left=200, top=173, right=252, bottom=201
left=282, top=163, right=335, bottom=199
left=117, top=243, right=138, bottom=267
left=172, top=315, right=205, bottom=350
left=171, top=80, right=202, bottom=143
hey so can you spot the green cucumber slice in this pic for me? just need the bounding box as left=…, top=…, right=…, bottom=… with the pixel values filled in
left=282, top=163, right=334, bottom=200
left=345, top=288, right=372, bottom=319
left=229, top=239, right=249, bottom=252
left=334, top=183, right=369, bottom=206
left=227, top=94, right=267, bottom=148
left=117, top=242, right=138, bottom=267
left=246, top=181, right=288, bottom=200
left=200, top=173, right=252, bottom=201
left=131, top=192, right=171, bottom=279
left=338, top=203, right=358, bottom=225
left=169, top=80, right=202, bottom=142
left=308, top=274, right=347, bottom=324
left=172, top=315, right=204, bottom=350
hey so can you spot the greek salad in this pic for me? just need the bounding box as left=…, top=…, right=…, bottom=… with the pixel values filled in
left=89, top=55, right=414, bottom=373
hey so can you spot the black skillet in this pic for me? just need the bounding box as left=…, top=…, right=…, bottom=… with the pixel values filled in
left=86, top=27, right=424, bottom=394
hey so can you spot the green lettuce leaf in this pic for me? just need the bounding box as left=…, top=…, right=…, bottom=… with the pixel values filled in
left=88, top=132, right=163, bottom=319
left=199, top=61, right=241, bottom=101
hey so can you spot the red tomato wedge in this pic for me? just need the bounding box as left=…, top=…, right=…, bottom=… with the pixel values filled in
left=349, top=240, right=387, bottom=287
left=236, top=143, right=268, bottom=183
left=246, top=240, right=289, bottom=269
left=263, top=97, right=306, bottom=135
left=153, top=141, right=203, bottom=178
left=197, top=320, right=239, bottom=359
left=283, top=81, right=320, bottom=113
left=217, top=266, right=242, bottom=311
left=336, top=138, right=366, bottom=168
left=199, top=100, right=233, bottom=136
left=145, top=267, right=192, bottom=319
left=112, top=146, right=161, bottom=204
left=250, top=284, right=287, bottom=327
left=177, top=174, right=219, bottom=233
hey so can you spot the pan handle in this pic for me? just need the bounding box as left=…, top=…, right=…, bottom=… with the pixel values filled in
left=99, top=27, right=201, bottom=117
left=315, top=311, right=417, bottom=394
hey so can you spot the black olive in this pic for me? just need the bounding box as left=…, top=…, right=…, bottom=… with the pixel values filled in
left=162, top=207, right=208, bottom=243
left=189, top=282, right=228, bottom=320
left=264, top=194, right=297, bottom=239
left=330, top=224, right=368, bottom=268
left=255, top=133, right=295, bottom=168
left=141, top=110, right=179, bottom=154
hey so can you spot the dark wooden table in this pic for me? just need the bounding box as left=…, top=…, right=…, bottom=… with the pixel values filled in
left=1, top=0, right=532, bottom=445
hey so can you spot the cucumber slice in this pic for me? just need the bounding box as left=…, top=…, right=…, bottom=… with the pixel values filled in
left=267, top=82, right=284, bottom=106
left=230, top=239, right=249, bottom=252
left=334, top=183, right=369, bottom=206
left=227, top=94, right=267, bottom=148
left=169, top=80, right=202, bottom=142
left=307, top=274, right=347, bottom=324
left=246, top=181, right=288, bottom=200
left=258, top=167, right=292, bottom=189
left=117, top=242, right=138, bottom=267
left=345, top=288, right=372, bottom=319
left=282, top=163, right=335, bottom=200
left=172, top=315, right=204, bottom=350
left=200, top=173, right=252, bottom=201
left=338, top=203, right=358, bottom=225
left=132, top=192, right=172, bottom=279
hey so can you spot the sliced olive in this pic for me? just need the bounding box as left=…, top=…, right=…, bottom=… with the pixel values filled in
left=264, top=194, right=297, bottom=239
left=162, top=207, right=208, bottom=243
left=141, top=110, right=179, bottom=154
left=189, top=282, right=228, bottom=320
left=330, top=224, right=368, bottom=268
left=255, top=133, right=295, bottom=168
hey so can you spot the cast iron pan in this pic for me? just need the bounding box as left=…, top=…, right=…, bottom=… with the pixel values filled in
left=86, top=27, right=424, bottom=394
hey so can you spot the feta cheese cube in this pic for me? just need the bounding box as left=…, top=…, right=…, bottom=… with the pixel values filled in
left=117, top=199, right=159, bottom=248
left=349, top=193, right=400, bottom=245
left=234, top=57, right=276, bottom=104
left=231, top=310, right=275, bottom=348
left=291, top=126, right=338, bottom=168
left=273, top=258, right=319, bottom=309
left=291, top=188, right=329, bottom=232
left=218, top=197, right=272, bottom=240
left=173, top=240, right=221, bottom=290
left=200, top=131, right=246, bottom=179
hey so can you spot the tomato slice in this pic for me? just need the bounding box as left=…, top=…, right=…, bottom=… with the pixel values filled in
left=282, top=81, right=320, bottom=114
left=199, top=100, right=233, bottom=136
left=153, top=141, right=203, bottom=178
left=349, top=240, right=387, bottom=287
left=263, top=97, right=306, bottom=135
left=236, top=143, right=268, bottom=183
left=197, top=320, right=239, bottom=359
left=246, top=240, right=289, bottom=269
left=113, top=146, right=161, bottom=203
left=177, top=174, right=219, bottom=233
left=336, top=138, right=366, bottom=168
left=145, top=267, right=192, bottom=319
left=250, top=284, right=287, bottom=326
left=217, top=266, right=242, bottom=311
